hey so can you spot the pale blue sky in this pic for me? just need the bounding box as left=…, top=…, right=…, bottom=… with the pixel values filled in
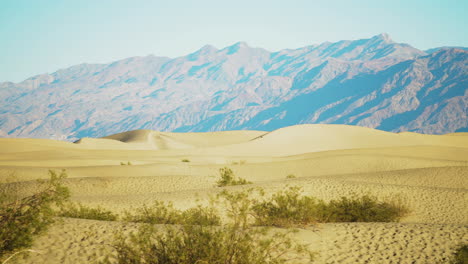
left=0, top=0, right=466, bottom=82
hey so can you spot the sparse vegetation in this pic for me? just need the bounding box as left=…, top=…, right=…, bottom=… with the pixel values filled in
left=108, top=224, right=313, bottom=264
left=216, top=167, right=252, bottom=187
left=0, top=165, right=408, bottom=264
left=59, top=202, right=118, bottom=221
left=324, top=195, right=409, bottom=223
left=450, top=244, right=468, bottom=264
left=286, top=174, right=296, bottom=179
left=251, top=187, right=326, bottom=227
left=0, top=170, right=70, bottom=261
left=181, top=159, right=190, bottom=163
left=123, top=201, right=221, bottom=226
left=180, top=205, right=221, bottom=226
left=106, top=224, right=313, bottom=264
left=106, top=189, right=314, bottom=264
left=120, top=161, right=132, bottom=165
left=123, top=201, right=180, bottom=224
left=250, top=187, right=409, bottom=227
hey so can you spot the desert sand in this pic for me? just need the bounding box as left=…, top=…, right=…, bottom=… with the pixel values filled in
left=1, top=124, right=467, bottom=263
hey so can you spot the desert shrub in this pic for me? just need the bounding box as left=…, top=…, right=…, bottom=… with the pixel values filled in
left=324, top=195, right=409, bottom=222
left=123, top=201, right=221, bottom=226
left=120, top=161, right=132, bottom=165
left=180, top=205, right=221, bottom=226
left=251, top=187, right=327, bottom=227
left=107, top=189, right=314, bottom=264
left=216, top=167, right=252, bottom=187
left=181, top=159, right=190, bottom=162
left=286, top=174, right=296, bottom=179
left=216, top=189, right=255, bottom=227
left=59, top=203, right=118, bottom=221
left=123, top=201, right=181, bottom=224
left=251, top=187, right=409, bottom=227
left=106, top=187, right=409, bottom=263
left=0, top=170, right=70, bottom=260
left=450, top=244, right=468, bottom=264
left=108, top=224, right=312, bottom=264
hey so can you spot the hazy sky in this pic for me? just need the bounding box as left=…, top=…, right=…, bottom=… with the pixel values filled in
left=1, top=0, right=466, bottom=82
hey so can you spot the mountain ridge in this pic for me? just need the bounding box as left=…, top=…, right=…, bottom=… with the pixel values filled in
left=0, top=34, right=466, bottom=140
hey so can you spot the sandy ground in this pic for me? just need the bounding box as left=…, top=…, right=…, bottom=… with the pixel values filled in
left=1, top=124, right=467, bottom=263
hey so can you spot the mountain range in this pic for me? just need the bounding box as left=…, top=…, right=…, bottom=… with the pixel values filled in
left=0, top=33, right=466, bottom=140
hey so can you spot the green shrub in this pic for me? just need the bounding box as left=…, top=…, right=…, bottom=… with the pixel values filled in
left=106, top=189, right=314, bottom=264
left=103, top=186, right=408, bottom=263
left=251, top=187, right=327, bottom=227
left=123, top=201, right=221, bottom=226
left=0, top=170, right=70, bottom=260
left=216, top=189, right=255, bottom=227
left=450, top=244, right=468, bottom=264
left=251, top=187, right=409, bottom=227
left=180, top=205, right=221, bottom=226
left=216, top=167, right=252, bottom=187
left=108, top=224, right=312, bottom=264
left=181, top=159, right=190, bottom=163
left=324, top=195, right=409, bottom=223
left=59, top=203, right=118, bottom=221
left=123, top=201, right=181, bottom=224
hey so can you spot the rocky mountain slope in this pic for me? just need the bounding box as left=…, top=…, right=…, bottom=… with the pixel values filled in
left=0, top=33, right=466, bottom=140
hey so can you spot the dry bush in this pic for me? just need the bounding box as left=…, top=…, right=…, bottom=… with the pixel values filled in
left=450, top=244, right=468, bottom=264
left=106, top=189, right=314, bottom=264
left=123, top=201, right=221, bottom=226
left=103, top=185, right=408, bottom=263
left=216, top=167, right=252, bottom=187
left=107, top=224, right=312, bottom=264
left=0, top=170, right=70, bottom=261
left=324, top=195, right=409, bottom=223
left=251, top=187, right=410, bottom=227
left=59, top=202, right=118, bottom=221
left=251, top=187, right=327, bottom=227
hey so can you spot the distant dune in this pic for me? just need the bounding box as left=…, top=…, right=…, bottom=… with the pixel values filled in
left=1, top=124, right=467, bottom=264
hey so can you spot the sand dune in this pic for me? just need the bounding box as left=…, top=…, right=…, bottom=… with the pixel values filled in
left=102, top=130, right=193, bottom=150
left=106, top=129, right=266, bottom=147
left=73, top=129, right=266, bottom=151
left=0, top=138, right=78, bottom=153
left=1, top=124, right=467, bottom=264
left=186, top=124, right=468, bottom=156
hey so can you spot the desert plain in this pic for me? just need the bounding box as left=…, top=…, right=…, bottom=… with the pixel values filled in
left=0, top=124, right=467, bottom=264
